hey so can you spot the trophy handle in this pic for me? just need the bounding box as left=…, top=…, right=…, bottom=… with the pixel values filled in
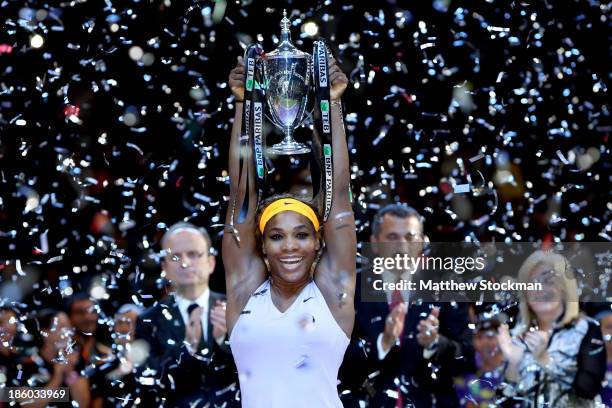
left=306, top=53, right=313, bottom=86
left=292, top=55, right=313, bottom=128
left=296, top=90, right=311, bottom=127
left=300, top=107, right=315, bottom=127
left=259, top=58, right=280, bottom=128
left=264, top=111, right=275, bottom=124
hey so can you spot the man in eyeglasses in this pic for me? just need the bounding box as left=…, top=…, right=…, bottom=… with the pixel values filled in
left=339, top=204, right=473, bottom=408
left=135, top=222, right=237, bottom=407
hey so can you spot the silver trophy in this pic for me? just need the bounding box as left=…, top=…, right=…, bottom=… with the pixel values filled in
left=261, top=11, right=312, bottom=155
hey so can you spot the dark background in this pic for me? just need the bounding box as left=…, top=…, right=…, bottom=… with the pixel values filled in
left=0, top=0, right=609, bottom=324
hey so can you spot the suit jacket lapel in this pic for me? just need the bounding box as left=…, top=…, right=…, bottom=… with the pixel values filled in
left=163, top=296, right=186, bottom=342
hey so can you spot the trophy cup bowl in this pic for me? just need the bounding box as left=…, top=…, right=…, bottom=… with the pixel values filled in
left=262, top=53, right=311, bottom=155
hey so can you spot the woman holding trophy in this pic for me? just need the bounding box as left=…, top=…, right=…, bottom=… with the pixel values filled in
left=222, top=14, right=356, bottom=408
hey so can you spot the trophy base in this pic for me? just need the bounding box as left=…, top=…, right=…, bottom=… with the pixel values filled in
left=267, top=142, right=311, bottom=155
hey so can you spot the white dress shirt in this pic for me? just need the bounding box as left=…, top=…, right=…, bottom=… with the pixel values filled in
left=174, top=289, right=210, bottom=341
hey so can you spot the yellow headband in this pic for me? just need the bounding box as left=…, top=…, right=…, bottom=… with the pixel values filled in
left=259, top=198, right=320, bottom=234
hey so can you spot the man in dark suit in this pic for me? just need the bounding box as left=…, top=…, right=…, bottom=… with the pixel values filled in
left=135, top=222, right=237, bottom=407
left=339, top=204, right=474, bottom=407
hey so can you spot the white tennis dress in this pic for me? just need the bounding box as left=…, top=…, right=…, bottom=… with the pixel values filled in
left=229, top=279, right=349, bottom=408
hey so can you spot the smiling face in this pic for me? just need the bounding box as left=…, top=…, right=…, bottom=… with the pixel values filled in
left=526, top=262, right=564, bottom=319
left=262, top=211, right=320, bottom=284
left=162, top=229, right=215, bottom=291
left=44, top=312, right=73, bottom=351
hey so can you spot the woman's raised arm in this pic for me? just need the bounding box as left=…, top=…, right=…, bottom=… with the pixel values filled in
left=315, top=60, right=357, bottom=335
left=223, top=57, right=266, bottom=331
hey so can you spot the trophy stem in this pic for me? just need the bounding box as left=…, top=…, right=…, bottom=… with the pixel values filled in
left=267, top=127, right=311, bottom=155
left=282, top=128, right=294, bottom=145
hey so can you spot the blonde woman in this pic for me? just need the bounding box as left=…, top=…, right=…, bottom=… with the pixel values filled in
left=497, top=250, right=606, bottom=407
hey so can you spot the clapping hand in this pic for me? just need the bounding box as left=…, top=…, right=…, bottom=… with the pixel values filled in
left=381, top=303, right=407, bottom=352
left=497, top=324, right=524, bottom=366
left=416, top=307, right=440, bottom=348
left=185, top=306, right=204, bottom=351
left=211, top=300, right=228, bottom=342
left=524, top=329, right=551, bottom=364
